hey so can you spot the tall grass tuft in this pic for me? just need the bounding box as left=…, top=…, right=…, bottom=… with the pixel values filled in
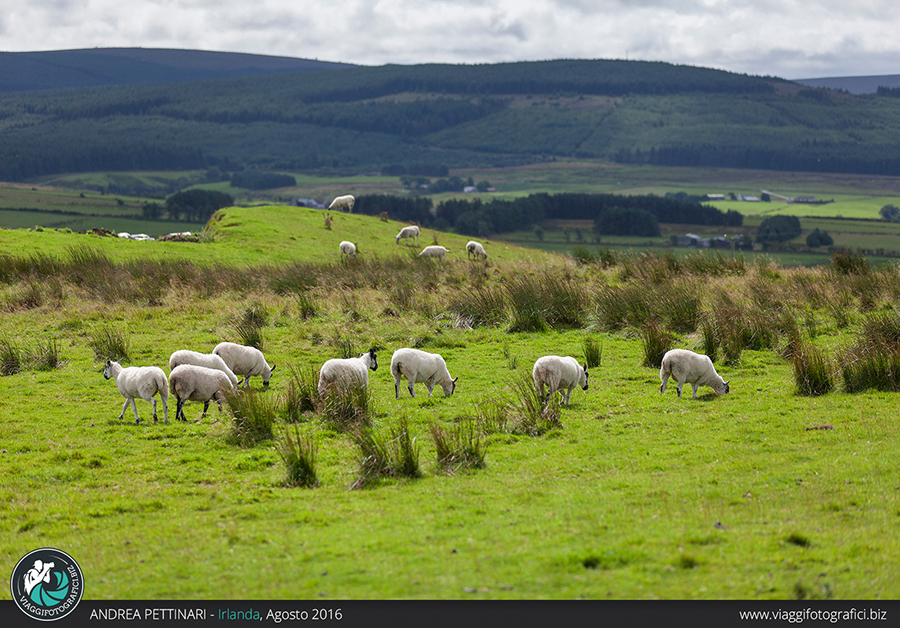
left=320, top=385, right=372, bottom=432
left=509, top=376, right=562, bottom=436
left=431, top=419, right=486, bottom=473
left=505, top=274, right=549, bottom=332
left=840, top=344, right=900, bottom=393
left=0, top=338, right=23, bottom=376
left=700, top=316, right=719, bottom=363
left=831, top=250, right=870, bottom=275
left=235, top=302, right=267, bottom=350
left=449, top=285, right=507, bottom=328
left=276, top=425, right=319, bottom=488
left=389, top=417, right=422, bottom=480
left=225, top=389, right=277, bottom=447
left=30, top=338, right=62, bottom=371
left=282, top=366, right=319, bottom=423
left=88, top=327, right=130, bottom=362
left=349, top=427, right=394, bottom=490
left=583, top=336, right=602, bottom=369
left=792, top=343, right=834, bottom=396
left=641, top=320, right=672, bottom=368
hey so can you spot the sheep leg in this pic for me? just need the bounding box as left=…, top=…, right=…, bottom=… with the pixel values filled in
left=408, top=380, right=415, bottom=397
left=563, top=387, right=572, bottom=406
left=201, top=400, right=210, bottom=419
left=660, top=372, right=669, bottom=394
left=691, top=384, right=699, bottom=399
left=118, top=398, right=130, bottom=421
left=176, top=397, right=186, bottom=422
left=161, top=397, right=169, bottom=424
left=151, top=398, right=158, bottom=423
left=130, top=398, right=140, bottom=424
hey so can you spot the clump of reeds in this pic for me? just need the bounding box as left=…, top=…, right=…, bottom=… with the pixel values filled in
left=282, top=366, right=319, bottom=423
left=0, top=337, right=63, bottom=376
left=430, top=419, right=486, bottom=473
left=449, top=285, right=507, bottom=327
left=349, top=418, right=421, bottom=489
left=839, top=312, right=900, bottom=393
left=225, top=388, right=277, bottom=447
left=88, top=327, right=130, bottom=362
left=275, top=425, right=319, bottom=488
left=320, top=385, right=372, bottom=432
left=0, top=338, right=23, bottom=376
left=235, top=302, right=267, bottom=350
left=831, top=250, right=870, bottom=275
left=641, top=320, right=672, bottom=369
left=583, top=336, right=602, bottom=369
left=792, top=343, right=834, bottom=396
left=505, top=274, right=549, bottom=332
left=509, top=376, right=562, bottom=436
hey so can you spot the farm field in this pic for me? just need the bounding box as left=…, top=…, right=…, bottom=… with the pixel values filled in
left=1, top=205, right=900, bottom=601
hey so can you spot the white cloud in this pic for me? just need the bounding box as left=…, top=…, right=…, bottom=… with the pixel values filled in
left=2, top=0, right=900, bottom=78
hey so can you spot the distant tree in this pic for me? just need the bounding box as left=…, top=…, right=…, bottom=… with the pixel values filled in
left=594, top=206, right=660, bottom=237
left=761, top=192, right=771, bottom=202
left=806, top=228, right=833, bottom=247
left=533, top=224, right=545, bottom=242
left=165, top=189, right=234, bottom=223
left=142, top=202, right=163, bottom=220
left=879, top=204, right=900, bottom=222
left=757, top=215, right=801, bottom=243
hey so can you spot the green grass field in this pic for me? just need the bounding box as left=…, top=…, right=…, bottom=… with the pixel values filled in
left=2, top=204, right=900, bottom=600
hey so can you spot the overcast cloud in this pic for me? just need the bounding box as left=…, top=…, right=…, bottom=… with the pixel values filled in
left=3, top=0, right=900, bottom=78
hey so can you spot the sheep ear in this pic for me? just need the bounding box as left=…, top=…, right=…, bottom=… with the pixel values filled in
left=271, top=364, right=276, bottom=372
left=452, top=377, right=458, bottom=383
left=583, top=362, right=588, bottom=371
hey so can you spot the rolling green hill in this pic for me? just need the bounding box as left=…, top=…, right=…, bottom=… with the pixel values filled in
left=5, top=57, right=900, bottom=181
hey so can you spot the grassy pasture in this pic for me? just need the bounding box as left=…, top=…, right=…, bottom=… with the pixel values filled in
left=1, top=206, right=900, bottom=600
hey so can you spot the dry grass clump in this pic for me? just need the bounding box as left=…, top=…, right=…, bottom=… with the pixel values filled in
left=349, top=418, right=422, bottom=489
left=276, top=424, right=319, bottom=488
left=430, top=419, right=486, bottom=474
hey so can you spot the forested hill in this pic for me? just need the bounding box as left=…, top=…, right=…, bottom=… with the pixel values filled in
left=0, top=48, right=355, bottom=92
left=4, top=54, right=900, bottom=180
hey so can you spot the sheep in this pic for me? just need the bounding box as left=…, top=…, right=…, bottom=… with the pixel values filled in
left=168, top=349, right=239, bottom=388
left=317, top=349, right=378, bottom=397
left=659, top=348, right=730, bottom=399
left=340, top=240, right=356, bottom=262
left=466, top=240, right=488, bottom=260
left=417, top=245, right=449, bottom=261
left=395, top=225, right=420, bottom=246
left=532, top=355, right=589, bottom=406
left=169, top=364, right=234, bottom=421
left=212, top=342, right=275, bottom=388
left=390, top=348, right=458, bottom=399
left=103, top=360, right=169, bottom=424
left=328, top=194, right=355, bottom=213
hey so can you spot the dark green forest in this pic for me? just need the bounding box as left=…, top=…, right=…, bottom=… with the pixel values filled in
left=2, top=57, right=900, bottom=180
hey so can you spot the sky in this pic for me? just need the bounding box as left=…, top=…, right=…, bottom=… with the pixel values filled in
left=3, top=0, right=900, bottom=79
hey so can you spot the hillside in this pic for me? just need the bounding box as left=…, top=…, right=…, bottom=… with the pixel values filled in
left=0, top=48, right=355, bottom=92
left=4, top=55, right=900, bottom=180
left=794, top=74, right=900, bottom=94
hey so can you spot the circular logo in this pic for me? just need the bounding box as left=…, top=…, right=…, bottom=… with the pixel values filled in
left=10, top=548, right=83, bottom=621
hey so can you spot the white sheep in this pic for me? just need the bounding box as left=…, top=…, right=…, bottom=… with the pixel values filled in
left=417, top=245, right=449, bottom=261
left=532, top=355, right=589, bottom=406
left=396, top=225, right=420, bottom=246
left=659, top=348, right=730, bottom=399
left=340, top=240, right=357, bottom=262
left=103, top=360, right=169, bottom=424
left=328, top=194, right=355, bottom=213
left=168, top=349, right=239, bottom=388
left=390, top=348, right=458, bottom=399
left=317, top=349, right=378, bottom=397
left=169, top=364, right=234, bottom=421
left=466, top=240, right=488, bottom=260
left=212, top=342, right=275, bottom=388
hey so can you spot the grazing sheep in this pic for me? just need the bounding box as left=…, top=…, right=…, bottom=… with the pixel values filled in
left=395, top=225, right=420, bottom=246
left=317, top=349, right=378, bottom=397
left=532, top=355, right=589, bottom=406
left=169, top=364, right=234, bottom=421
left=659, top=348, right=730, bottom=399
left=168, top=350, right=239, bottom=388
left=466, top=240, right=488, bottom=260
left=328, top=194, right=355, bottom=213
left=390, top=348, right=458, bottom=399
left=212, top=342, right=275, bottom=388
left=340, top=240, right=356, bottom=262
left=103, top=360, right=169, bottom=424
left=417, top=245, right=449, bottom=261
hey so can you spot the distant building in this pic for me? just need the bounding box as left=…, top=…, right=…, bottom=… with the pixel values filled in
left=794, top=196, right=817, bottom=203
left=678, top=233, right=709, bottom=247
left=463, top=186, right=478, bottom=193
left=706, top=194, right=726, bottom=201
left=738, top=194, right=760, bottom=202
